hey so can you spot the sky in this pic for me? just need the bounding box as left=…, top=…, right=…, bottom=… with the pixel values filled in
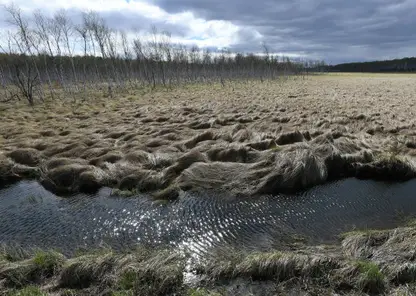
left=1, top=0, right=416, bottom=64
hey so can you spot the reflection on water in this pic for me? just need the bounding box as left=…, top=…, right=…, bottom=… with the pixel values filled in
left=0, top=179, right=416, bottom=255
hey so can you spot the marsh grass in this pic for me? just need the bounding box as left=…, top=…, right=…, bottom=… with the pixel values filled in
left=0, top=239, right=415, bottom=295
left=32, top=250, right=65, bottom=276
left=355, top=260, right=385, bottom=294
left=340, top=229, right=387, bottom=239
left=0, top=245, right=32, bottom=262
left=111, top=291, right=134, bottom=296
left=2, top=76, right=416, bottom=196
left=6, top=286, right=46, bottom=296
left=187, top=288, right=222, bottom=296
left=110, top=188, right=139, bottom=198
left=407, top=219, right=416, bottom=227
left=117, top=269, right=137, bottom=290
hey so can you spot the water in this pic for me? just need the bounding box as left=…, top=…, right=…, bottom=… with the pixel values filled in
left=0, top=179, right=416, bottom=255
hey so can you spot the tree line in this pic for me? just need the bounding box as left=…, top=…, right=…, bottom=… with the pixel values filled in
left=0, top=4, right=324, bottom=105
left=328, top=57, right=416, bottom=73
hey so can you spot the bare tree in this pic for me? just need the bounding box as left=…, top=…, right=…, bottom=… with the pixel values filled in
left=11, top=62, right=40, bottom=106
left=33, top=10, right=55, bottom=98
left=54, top=10, right=78, bottom=90
left=4, top=3, right=44, bottom=101
left=1, top=5, right=307, bottom=104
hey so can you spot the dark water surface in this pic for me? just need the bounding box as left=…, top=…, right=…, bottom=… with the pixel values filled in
left=1, top=179, right=416, bottom=255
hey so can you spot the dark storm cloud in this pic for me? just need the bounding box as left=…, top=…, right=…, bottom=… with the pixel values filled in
left=151, top=0, right=416, bottom=63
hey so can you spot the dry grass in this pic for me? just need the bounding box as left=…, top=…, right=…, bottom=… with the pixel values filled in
left=1, top=74, right=416, bottom=196
left=2, top=223, right=416, bottom=295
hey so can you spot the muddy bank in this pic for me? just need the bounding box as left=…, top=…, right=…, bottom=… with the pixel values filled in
left=1, top=76, right=416, bottom=196
left=2, top=223, right=416, bottom=295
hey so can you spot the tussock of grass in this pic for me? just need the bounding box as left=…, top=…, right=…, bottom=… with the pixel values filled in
left=127, top=250, right=185, bottom=296
left=7, top=149, right=42, bottom=167
left=118, top=170, right=163, bottom=192
left=111, top=291, right=134, bottom=296
left=276, top=130, right=305, bottom=146
left=78, top=170, right=102, bottom=193
left=234, top=251, right=284, bottom=279
left=207, top=145, right=250, bottom=162
left=0, top=245, right=32, bottom=262
left=0, top=154, right=17, bottom=182
left=90, top=152, right=123, bottom=166
left=41, top=163, right=93, bottom=193
left=355, top=153, right=416, bottom=181
left=355, top=260, right=385, bottom=294
left=187, top=288, right=222, bottom=296
left=341, top=229, right=390, bottom=259
left=183, top=131, right=214, bottom=149
left=199, top=248, right=339, bottom=284
left=32, top=250, right=65, bottom=276
left=152, top=185, right=180, bottom=200
left=117, top=269, right=137, bottom=290
left=406, top=218, right=416, bottom=228
left=111, top=188, right=139, bottom=198
left=340, top=229, right=387, bottom=239
left=6, top=286, right=46, bottom=296
left=392, top=263, right=416, bottom=284
left=0, top=250, right=64, bottom=288
left=58, top=251, right=116, bottom=289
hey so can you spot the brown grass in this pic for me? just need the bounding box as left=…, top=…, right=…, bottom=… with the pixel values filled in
left=3, top=222, right=416, bottom=295
left=1, top=74, right=416, bottom=196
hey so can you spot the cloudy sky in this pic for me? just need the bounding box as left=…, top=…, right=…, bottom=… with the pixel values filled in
left=1, top=0, right=416, bottom=64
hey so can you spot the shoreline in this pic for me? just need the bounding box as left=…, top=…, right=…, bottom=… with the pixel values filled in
left=1, top=136, right=415, bottom=198
left=1, top=223, right=416, bottom=295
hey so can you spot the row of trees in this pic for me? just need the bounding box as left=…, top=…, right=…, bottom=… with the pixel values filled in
left=0, top=4, right=325, bottom=105
left=328, top=57, right=416, bottom=73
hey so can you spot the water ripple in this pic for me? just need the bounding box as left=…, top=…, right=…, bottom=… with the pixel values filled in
left=1, top=179, right=416, bottom=255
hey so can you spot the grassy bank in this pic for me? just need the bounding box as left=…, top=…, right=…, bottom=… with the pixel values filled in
left=1, top=75, right=416, bottom=197
left=1, top=222, right=416, bottom=295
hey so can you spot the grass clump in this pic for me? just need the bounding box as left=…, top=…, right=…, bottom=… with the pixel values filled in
left=355, top=152, right=416, bottom=181
left=111, top=291, right=134, bottom=296
left=340, top=229, right=386, bottom=239
left=111, top=188, right=138, bottom=197
left=187, top=288, right=222, bottom=296
left=234, top=251, right=285, bottom=279
left=32, top=250, right=65, bottom=276
left=7, top=148, right=42, bottom=167
left=132, top=250, right=185, bottom=296
left=198, top=249, right=245, bottom=280
left=392, top=263, right=416, bottom=284
left=152, top=185, right=180, bottom=200
left=406, top=218, right=416, bottom=228
left=60, top=289, right=79, bottom=296
left=355, top=260, right=385, bottom=294
left=117, top=269, right=137, bottom=290
left=6, top=286, right=46, bottom=296
left=58, top=251, right=116, bottom=289
left=0, top=245, right=32, bottom=262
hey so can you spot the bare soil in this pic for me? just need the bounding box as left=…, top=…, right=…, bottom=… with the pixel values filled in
left=1, top=74, right=416, bottom=196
